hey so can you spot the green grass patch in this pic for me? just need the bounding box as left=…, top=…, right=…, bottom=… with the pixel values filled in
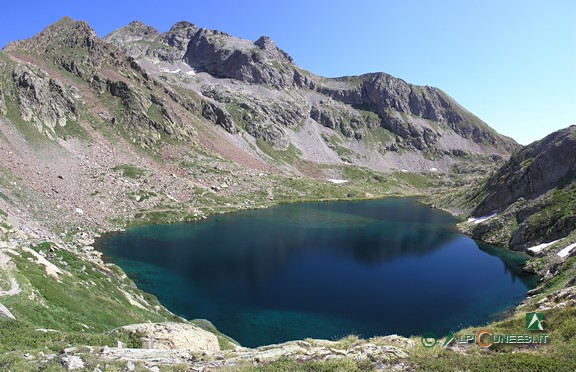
left=256, top=140, right=302, bottom=165
left=243, top=356, right=372, bottom=372
left=53, top=117, right=93, bottom=142
left=112, top=164, right=147, bottom=179
left=393, top=171, right=432, bottom=189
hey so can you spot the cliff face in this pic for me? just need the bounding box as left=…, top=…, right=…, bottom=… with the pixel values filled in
left=465, top=126, right=576, bottom=250
left=474, top=126, right=576, bottom=216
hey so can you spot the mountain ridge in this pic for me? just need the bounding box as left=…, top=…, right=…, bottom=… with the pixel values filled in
left=99, top=17, right=517, bottom=169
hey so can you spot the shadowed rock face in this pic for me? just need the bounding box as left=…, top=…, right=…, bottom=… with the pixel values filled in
left=183, top=28, right=298, bottom=88
left=474, top=126, right=576, bottom=217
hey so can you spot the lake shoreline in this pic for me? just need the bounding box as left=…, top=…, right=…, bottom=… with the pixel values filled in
left=95, top=195, right=536, bottom=348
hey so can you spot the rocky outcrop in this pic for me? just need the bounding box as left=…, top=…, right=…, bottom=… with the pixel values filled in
left=474, top=126, right=576, bottom=216
left=464, top=126, right=576, bottom=250
left=201, top=101, right=236, bottom=133
left=95, top=19, right=518, bottom=164
left=4, top=17, right=101, bottom=56
left=68, top=335, right=413, bottom=370
left=11, top=64, right=78, bottom=138
left=318, top=73, right=516, bottom=152
left=310, top=100, right=373, bottom=139
left=105, top=21, right=159, bottom=47
left=2, top=17, right=518, bottom=172
left=61, top=355, right=85, bottom=370
left=183, top=28, right=298, bottom=88
left=121, top=322, right=220, bottom=352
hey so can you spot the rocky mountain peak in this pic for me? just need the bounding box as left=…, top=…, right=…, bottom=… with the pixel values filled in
left=254, top=35, right=294, bottom=64
left=160, top=21, right=199, bottom=52
left=254, top=36, right=274, bottom=49
left=4, top=16, right=100, bottom=54
left=104, top=20, right=159, bottom=46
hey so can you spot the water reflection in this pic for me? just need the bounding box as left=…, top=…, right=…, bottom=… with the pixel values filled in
left=104, top=199, right=459, bottom=285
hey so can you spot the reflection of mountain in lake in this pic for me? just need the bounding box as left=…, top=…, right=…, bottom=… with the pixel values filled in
left=100, top=198, right=458, bottom=285
left=98, top=198, right=535, bottom=347
left=476, top=242, right=539, bottom=287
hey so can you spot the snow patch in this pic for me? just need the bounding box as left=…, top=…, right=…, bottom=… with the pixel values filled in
left=467, top=211, right=497, bottom=224
left=527, top=239, right=563, bottom=254
left=186, top=70, right=196, bottom=75
left=558, top=243, right=576, bottom=259
left=327, top=179, right=349, bottom=184
left=429, top=167, right=438, bottom=172
left=158, top=67, right=181, bottom=73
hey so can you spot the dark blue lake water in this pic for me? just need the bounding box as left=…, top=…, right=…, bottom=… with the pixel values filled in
left=97, top=198, right=536, bottom=347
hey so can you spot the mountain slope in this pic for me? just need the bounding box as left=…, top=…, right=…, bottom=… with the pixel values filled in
left=104, top=19, right=517, bottom=173
left=0, top=16, right=520, bottom=234
left=461, top=125, right=576, bottom=252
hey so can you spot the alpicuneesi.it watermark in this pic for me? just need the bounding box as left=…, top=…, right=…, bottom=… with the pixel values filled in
left=421, top=312, right=549, bottom=348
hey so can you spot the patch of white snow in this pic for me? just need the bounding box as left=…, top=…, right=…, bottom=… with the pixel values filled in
left=467, top=211, right=497, bottom=224
left=558, top=243, right=576, bottom=259
left=327, top=179, right=349, bottom=184
left=527, top=239, right=563, bottom=255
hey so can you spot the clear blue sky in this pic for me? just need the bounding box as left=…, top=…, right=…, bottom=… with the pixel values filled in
left=1, top=0, right=574, bottom=145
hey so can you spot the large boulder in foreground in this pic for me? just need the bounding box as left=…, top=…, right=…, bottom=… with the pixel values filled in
left=121, top=322, right=220, bottom=352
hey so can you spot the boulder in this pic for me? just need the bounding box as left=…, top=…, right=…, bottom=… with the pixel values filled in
left=61, top=355, right=85, bottom=370
left=121, top=322, right=220, bottom=352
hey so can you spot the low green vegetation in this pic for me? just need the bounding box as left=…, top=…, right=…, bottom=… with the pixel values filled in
left=0, top=238, right=184, bottom=370
left=244, top=357, right=372, bottom=371
left=52, top=117, right=93, bottom=142
left=3, top=243, right=176, bottom=332
left=256, top=139, right=302, bottom=165
left=406, top=305, right=576, bottom=371
left=112, top=164, right=147, bottom=179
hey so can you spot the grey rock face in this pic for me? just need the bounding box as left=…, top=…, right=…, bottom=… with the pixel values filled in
left=183, top=29, right=298, bottom=88
left=5, top=17, right=105, bottom=62
left=104, top=21, right=160, bottom=59
left=12, top=64, right=78, bottom=138
left=201, top=101, right=236, bottom=133
left=310, top=101, right=371, bottom=139
left=474, top=126, right=576, bottom=216
left=2, top=17, right=518, bottom=173
left=161, top=21, right=198, bottom=54
left=318, top=73, right=515, bottom=152
left=101, top=19, right=517, bottom=159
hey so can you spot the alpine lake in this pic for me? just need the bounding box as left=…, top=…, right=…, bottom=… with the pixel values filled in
left=96, top=198, right=537, bottom=348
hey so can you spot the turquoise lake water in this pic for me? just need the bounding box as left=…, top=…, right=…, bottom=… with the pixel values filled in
left=97, top=198, right=537, bottom=347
